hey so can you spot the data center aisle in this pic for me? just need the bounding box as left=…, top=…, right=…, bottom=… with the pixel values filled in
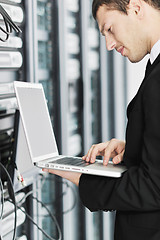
left=0, top=0, right=131, bottom=239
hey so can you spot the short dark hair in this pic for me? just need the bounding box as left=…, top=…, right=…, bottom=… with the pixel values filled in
left=92, top=0, right=160, bottom=19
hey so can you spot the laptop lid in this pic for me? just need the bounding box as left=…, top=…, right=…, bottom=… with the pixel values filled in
left=14, top=81, right=59, bottom=163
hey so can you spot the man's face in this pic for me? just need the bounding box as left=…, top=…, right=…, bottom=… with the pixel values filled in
left=96, top=4, right=149, bottom=63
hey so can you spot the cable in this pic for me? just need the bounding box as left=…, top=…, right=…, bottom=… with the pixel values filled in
left=0, top=159, right=17, bottom=240
left=0, top=177, right=4, bottom=240
left=0, top=5, right=21, bottom=32
left=0, top=4, right=21, bottom=42
left=15, top=174, right=76, bottom=238
left=42, top=177, right=78, bottom=215
left=0, top=177, right=4, bottom=220
left=17, top=202, right=62, bottom=240
left=16, top=190, right=62, bottom=240
left=15, top=174, right=62, bottom=240
left=32, top=196, right=62, bottom=240
left=17, top=189, right=38, bottom=207
left=16, top=174, right=46, bottom=207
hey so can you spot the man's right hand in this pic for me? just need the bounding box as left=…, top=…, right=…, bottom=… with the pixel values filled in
left=82, top=138, right=125, bottom=166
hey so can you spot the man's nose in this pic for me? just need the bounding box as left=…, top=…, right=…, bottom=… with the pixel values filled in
left=105, top=36, right=116, bottom=51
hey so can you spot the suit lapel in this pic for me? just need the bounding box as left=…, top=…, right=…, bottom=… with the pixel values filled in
left=127, top=54, right=160, bottom=117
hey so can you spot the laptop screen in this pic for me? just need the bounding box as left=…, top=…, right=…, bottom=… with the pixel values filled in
left=14, top=82, right=58, bottom=162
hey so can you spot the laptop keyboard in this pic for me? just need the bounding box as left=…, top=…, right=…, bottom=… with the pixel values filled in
left=52, top=157, right=91, bottom=167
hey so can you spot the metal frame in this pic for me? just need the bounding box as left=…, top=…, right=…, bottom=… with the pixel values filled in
left=58, top=1, right=80, bottom=240
left=113, top=51, right=126, bottom=140
left=25, top=0, right=36, bottom=83
left=81, top=0, right=92, bottom=153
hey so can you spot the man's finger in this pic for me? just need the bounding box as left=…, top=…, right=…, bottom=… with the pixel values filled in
left=112, top=150, right=124, bottom=164
left=103, top=139, right=118, bottom=165
left=89, top=142, right=110, bottom=163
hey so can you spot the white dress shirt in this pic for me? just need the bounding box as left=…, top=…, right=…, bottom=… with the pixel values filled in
left=150, top=40, right=160, bottom=64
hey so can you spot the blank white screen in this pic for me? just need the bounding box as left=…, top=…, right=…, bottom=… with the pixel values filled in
left=16, top=86, right=58, bottom=159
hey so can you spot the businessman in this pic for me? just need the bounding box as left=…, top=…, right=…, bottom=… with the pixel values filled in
left=43, top=0, right=160, bottom=239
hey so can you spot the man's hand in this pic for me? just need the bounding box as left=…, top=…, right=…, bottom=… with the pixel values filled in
left=42, top=139, right=125, bottom=185
left=42, top=168, right=82, bottom=186
left=82, top=138, right=125, bottom=166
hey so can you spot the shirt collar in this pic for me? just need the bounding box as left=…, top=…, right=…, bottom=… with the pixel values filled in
left=150, top=40, right=160, bottom=64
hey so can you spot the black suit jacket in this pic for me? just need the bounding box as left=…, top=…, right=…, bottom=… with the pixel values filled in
left=79, top=54, right=160, bottom=240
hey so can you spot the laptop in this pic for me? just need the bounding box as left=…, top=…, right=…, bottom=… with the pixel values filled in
left=14, top=81, right=127, bottom=178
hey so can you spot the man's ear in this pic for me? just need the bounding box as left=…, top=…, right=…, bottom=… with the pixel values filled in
left=128, top=0, right=144, bottom=18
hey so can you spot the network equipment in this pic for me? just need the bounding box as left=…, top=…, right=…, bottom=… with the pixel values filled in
left=0, top=2, right=26, bottom=240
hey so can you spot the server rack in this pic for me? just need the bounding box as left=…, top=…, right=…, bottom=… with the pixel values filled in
left=58, top=0, right=114, bottom=239
left=81, top=1, right=105, bottom=239
left=58, top=1, right=84, bottom=239
left=0, top=1, right=30, bottom=239
left=0, top=1, right=44, bottom=239
left=29, top=0, right=63, bottom=239
left=0, top=1, right=132, bottom=239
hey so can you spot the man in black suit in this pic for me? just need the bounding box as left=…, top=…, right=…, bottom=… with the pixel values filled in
left=43, top=0, right=160, bottom=239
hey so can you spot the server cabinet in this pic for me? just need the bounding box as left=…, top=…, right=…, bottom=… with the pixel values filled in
left=58, top=1, right=84, bottom=239
left=0, top=1, right=30, bottom=239
left=81, top=1, right=104, bottom=240
left=58, top=0, right=83, bottom=157
left=0, top=1, right=45, bottom=239
left=0, top=1, right=131, bottom=240
left=58, top=0, right=106, bottom=239
left=29, top=1, right=63, bottom=239
left=0, top=0, right=24, bottom=197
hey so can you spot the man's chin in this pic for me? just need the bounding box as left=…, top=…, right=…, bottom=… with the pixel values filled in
left=128, top=54, right=147, bottom=63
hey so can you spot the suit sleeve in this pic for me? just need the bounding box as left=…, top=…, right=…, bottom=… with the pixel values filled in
left=79, top=74, right=160, bottom=212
